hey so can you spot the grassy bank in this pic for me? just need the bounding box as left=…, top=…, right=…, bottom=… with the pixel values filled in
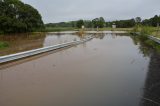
left=131, top=26, right=160, bottom=51
left=0, top=41, right=9, bottom=49
left=0, top=27, right=133, bottom=34
left=99, top=28, right=133, bottom=31
left=45, top=27, right=79, bottom=32
left=139, top=35, right=160, bottom=52
left=132, top=25, right=160, bottom=38
left=152, top=31, right=160, bottom=38
left=45, top=27, right=133, bottom=32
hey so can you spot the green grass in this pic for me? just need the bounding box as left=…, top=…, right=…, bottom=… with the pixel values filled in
left=145, top=39, right=160, bottom=51
left=45, top=27, right=79, bottom=32
left=152, top=31, right=160, bottom=38
left=130, top=25, right=160, bottom=52
left=99, top=27, right=133, bottom=31
left=0, top=41, right=9, bottom=49
left=45, top=27, right=133, bottom=32
left=137, top=26, right=160, bottom=38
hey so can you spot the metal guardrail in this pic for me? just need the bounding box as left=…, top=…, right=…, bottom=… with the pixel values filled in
left=0, top=37, right=93, bottom=64
left=148, top=36, right=160, bottom=44
left=131, top=32, right=160, bottom=44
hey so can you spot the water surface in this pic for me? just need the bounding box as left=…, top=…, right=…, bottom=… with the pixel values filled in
left=0, top=33, right=159, bottom=106
left=0, top=33, right=81, bottom=56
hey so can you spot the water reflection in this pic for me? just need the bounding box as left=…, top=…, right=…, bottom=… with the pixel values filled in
left=0, top=33, right=46, bottom=56
left=0, top=33, right=160, bottom=106
left=130, top=35, right=160, bottom=105
left=0, top=33, right=81, bottom=56
left=131, top=36, right=152, bottom=57
left=141, top=52, right=160, bottom=106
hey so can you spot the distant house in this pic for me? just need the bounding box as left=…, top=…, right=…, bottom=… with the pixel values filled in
left=112, top=23, right=116, bottom=28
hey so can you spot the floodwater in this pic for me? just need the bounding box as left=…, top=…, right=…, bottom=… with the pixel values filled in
left=0, top=33, right=160, bottom=106
left=0, top=33, right=81, bottom=56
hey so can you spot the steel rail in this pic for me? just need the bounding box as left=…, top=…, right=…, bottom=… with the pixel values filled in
left=0, top=37, right=93, bottom=64
left=148, top=36, right=160, bottom=44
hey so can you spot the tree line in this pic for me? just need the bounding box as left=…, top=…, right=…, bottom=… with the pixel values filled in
left=46, top=15, right=160, bottom=28
left=142, top=15, right=160, bottom=27
left=45, top=17, right=106, bottom=28
left=1, top=0, right=160, bottom=34
left=0, top=0, right=44, bottom=33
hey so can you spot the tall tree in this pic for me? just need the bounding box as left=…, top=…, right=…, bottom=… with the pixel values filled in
left=151, top=15, right=160, bottom=27
left=92, top=17, right=105, bottom=28
left=135, top=17, right=142, bottom=24
left=76, top=20, right=84, bottom=28
left=0, top=0, right=44, bottom=33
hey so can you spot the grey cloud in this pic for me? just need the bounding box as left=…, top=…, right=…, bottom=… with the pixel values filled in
left=22, top=0, right=160, bottom=23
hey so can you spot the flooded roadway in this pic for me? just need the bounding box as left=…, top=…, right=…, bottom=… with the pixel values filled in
left=0, top=33, right=81, bottom=56
left=0, top=33, right=160, bottom=106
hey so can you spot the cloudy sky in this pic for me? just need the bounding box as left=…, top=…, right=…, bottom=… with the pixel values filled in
left=22, top=0, right=160, bottom=23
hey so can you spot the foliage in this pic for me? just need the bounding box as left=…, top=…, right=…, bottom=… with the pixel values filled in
left=144, top=39, right=160, bottom=52
left=106, top=19, right=136, bottom=28
left=92, top=17, right=105, bottom=28
left=45, top=27, right=78, bottom=32
left=84, top=20, right=93, bottom=28
left=45, top=17, right=105, bottom=29
left=45, top=21, right=77, bottom=28
left=135, top=17, right=142, bottom=24
left=142, top=15, right=160, bottom=27
left=132, top=25, right=153, bottom=35
left=45, top=15, right=160, bottom=30
left=140, top=26, right=153, bottom=35
left=76, top=20, right=84, bottom=28
left=132, top=25, right=160, bottom=52
left=0, top=0, right=44, bottom=33
left=0, top=41, right=9, bottom=49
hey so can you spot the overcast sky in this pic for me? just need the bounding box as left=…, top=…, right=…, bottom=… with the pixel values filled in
left=22, top=0, right=160, bottom=23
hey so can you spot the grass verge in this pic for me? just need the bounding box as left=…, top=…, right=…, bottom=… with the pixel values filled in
left=45, top=27, right=79, bottom=32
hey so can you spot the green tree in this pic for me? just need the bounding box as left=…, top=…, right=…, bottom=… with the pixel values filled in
left=0, top=0, right=44, bottom=33
left=92, top=17, right=105, bottom=28
left=135, top=17, right=142, bottom=24
left=76, top=20, right=84, bottom=28
left=99, top=17, right=105, bottom=28
left=84, top=20, right=92, bottom=28
left=151, top=15, right=160, bottom=27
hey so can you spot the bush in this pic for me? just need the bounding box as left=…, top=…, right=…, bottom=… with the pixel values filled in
left=140, top=26, right=153, bottom=35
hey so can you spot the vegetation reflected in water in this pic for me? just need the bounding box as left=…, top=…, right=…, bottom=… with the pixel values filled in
left=0, top=33, right=160, bottom=106
left=0, top=33, right=83, bottom=56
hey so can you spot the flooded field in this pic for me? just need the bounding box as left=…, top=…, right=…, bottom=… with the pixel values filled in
left=0, top=33, right=160, bottom=106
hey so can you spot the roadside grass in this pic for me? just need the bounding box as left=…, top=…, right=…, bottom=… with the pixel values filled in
left=99, top=27, right=133, bottom=31
left=0, top=41, right=9, bottom=49
left=132, top=26, right=160, bottom=52
left=45, top=27, right=133, bottom=32
left=152, top=31, right=160, bottom=38
left=139, top=26, right=160, bottom=38
left=143, top=39, right=160, bottom=52
left=45, top=27, right=79, bottom=32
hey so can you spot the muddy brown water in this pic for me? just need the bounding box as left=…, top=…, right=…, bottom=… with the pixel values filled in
left=0, top=33, right=160, bottom=106
left=0, top=33, right=81, bottom=56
